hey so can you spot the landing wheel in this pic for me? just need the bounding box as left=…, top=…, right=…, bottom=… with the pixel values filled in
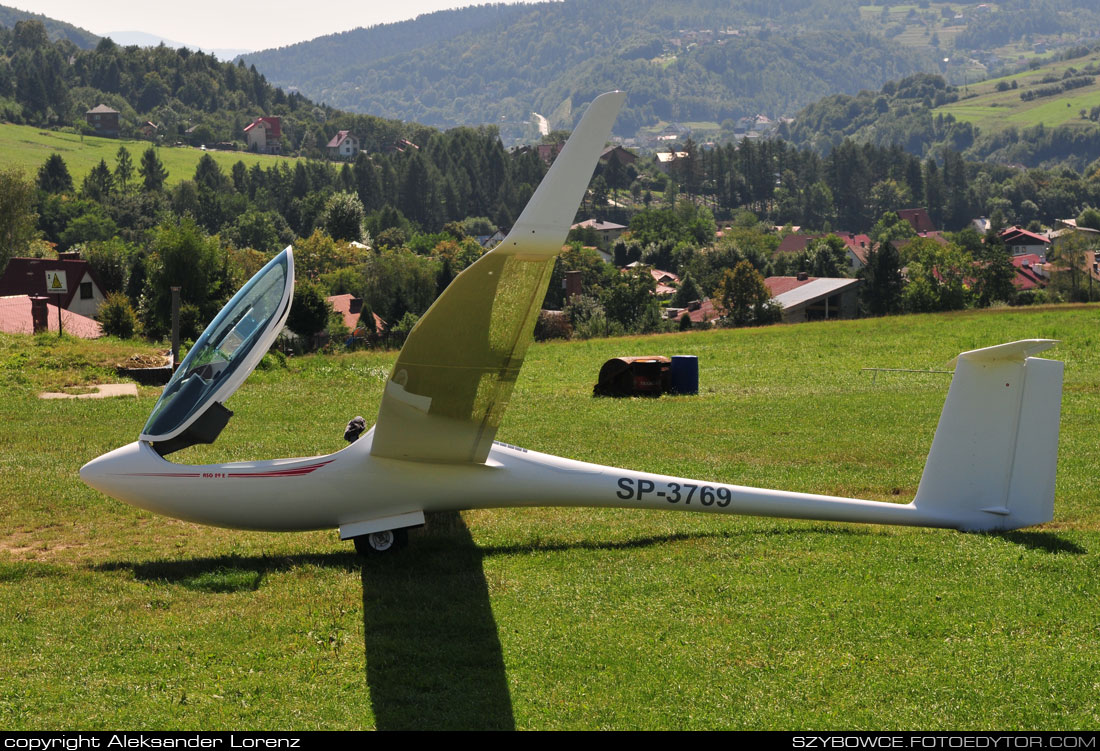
left=353, top=528, right=408, bottom=556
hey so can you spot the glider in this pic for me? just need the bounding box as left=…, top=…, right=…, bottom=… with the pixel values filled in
left=81, top=91, right=1065, bottom=554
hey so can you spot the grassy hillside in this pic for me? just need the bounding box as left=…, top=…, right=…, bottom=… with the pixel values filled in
left=936, top=51, right=1100, bottom=133
left=2, top=305, right=1099, bottom=729
left=0, top=123, right=302, bottom=188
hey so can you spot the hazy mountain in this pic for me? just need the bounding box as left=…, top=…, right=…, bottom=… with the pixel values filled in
left=103, top=30, right=251, bottom=61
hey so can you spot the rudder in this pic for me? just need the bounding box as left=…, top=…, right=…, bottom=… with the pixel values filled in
left=912, top=340, right=1063, bottom=531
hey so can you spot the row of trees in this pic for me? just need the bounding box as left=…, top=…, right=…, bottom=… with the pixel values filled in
left=656, top=133, right=1100, bottom=236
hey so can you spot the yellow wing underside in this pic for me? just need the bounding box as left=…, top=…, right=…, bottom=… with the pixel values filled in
left=370, top=91, right=625, bottom=464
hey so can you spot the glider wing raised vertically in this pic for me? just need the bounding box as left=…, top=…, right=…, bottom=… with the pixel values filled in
left=370, top=91, right=627, bottom=464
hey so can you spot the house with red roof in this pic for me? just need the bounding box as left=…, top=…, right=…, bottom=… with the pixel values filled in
left=326, top=131, right=359, bottom=160
left=0, top=256, right=106, bottom=319
left=897, top=208, right=937, bottom=234
left=764, top=274, right=862, bottom=323
left=327, top=294, right=386, bottom=338
left=1010, top=254, right=1048, bottom=291
left=244, top=116, right=282, bottom=154
left=666, top=299, right=720, bottom=327
left=999, top=226, right=1050, bottom=260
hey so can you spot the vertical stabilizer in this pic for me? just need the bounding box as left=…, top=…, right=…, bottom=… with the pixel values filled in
left=913, top=340, right=1063, bottom=531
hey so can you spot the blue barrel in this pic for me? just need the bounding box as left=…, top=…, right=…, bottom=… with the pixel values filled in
left=670, top=355, right=698, bottom=395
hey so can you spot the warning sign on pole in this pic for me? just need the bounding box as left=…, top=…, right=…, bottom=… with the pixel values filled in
left=45, top=270, right=68, bottom=294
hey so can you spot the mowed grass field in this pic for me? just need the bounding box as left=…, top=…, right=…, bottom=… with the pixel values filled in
left=1, top=305, right=1099, bottom=729
left=936, top=51, right=1100, bottom=133
left=0, top=122, right=301, bottom=187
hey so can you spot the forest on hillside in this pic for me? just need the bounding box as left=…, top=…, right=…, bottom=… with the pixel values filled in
left=240, top=0, right=1100, bottom=139
left=0, top=3, right=98, bottom=49
left=0, top=19, right=429, bottom=156
left=239, top=0, right=938, bottom=136
left=784, top=61, right=1100, bottom=170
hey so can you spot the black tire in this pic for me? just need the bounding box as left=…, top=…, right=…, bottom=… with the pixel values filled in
left=353, top=528, right=408, bottom=556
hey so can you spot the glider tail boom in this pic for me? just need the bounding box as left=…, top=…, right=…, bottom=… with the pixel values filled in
left=912, top=339, right=1063, bottom=531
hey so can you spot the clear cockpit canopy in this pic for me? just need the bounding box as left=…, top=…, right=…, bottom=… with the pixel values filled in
left=141, top=248, right=293, bottom=445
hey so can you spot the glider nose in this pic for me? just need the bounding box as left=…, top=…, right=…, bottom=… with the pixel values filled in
left=80, top=441, right=148, bottom=501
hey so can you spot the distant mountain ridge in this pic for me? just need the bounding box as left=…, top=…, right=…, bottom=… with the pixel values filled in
left=103, top=30, right=250, bottom=61
left=239, top=0, right=940, bottom=138
left=238, top=0, right=1100, bottom=140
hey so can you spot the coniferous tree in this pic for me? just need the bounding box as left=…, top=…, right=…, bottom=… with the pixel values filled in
left=140, top=147, right=168, bottom=192
left=37, top=153, right=73, bottom=194
left=859, top=241, right=905, bottom=316
left=82, top=159, right=114, bottom=202
left=114, top=146, right=134, bottom=193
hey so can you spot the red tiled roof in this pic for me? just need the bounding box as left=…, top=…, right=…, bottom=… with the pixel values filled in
left=0, top=295, right=102, bottom=338
left=0, top=257, right=103, bottom=309
left=764, top=275, right=817, bottom=296
left=1012, top=264, right=1045, bottom=291
left=649, top=268, right=679, bottom=284
left=572, top=219, right=626, bottom=232
left=1000, top=226, right=1049, bottom=245
left=326, top=130, right=353, bottom=149
left=684, top=298, right=719, bottom=324
left=897, top=208, right=936, bottom=233
left=244, top=116, right=281, bottom=139
left=327, top=294, right=385, bottom=335
left=1011, top=253, right=1044, bottom=268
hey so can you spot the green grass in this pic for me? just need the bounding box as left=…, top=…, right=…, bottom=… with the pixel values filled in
left=936, top=53, right=1100, bottom=132
left=0, top=123, right=302, bottom=187
left=2, top=305, right=1100, bottom=729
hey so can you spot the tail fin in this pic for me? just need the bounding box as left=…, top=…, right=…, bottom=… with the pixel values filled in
left=913, top=340, right=1063, bottom=531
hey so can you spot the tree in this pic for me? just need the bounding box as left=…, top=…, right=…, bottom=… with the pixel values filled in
left=900, top=239, right=971, bottom=313
left=0, top=167, right=37, bottom=273
left=869, top=211, right=918, bottom=245
left=139, top=147, right=168, bottom=192
left=83, top=238, right=137, bottom=295
left=82, top=159, right=114, bottom=202
left=194, top=154, right=229, bottom=193
left=601, top=267, right=658, bottom=332
left=671, top=272, right=702, bottom=307
left=228, top=210, right=281, bottom=251
left=1050, top=231, right=1096, bottom=302
left=970, top=232, right=1016, bottom=307
left=286, top=280, right=331, bottom=344
left=139, top=219, right=230, bottom=339
left=714, top=260, right=775, bottom=327
left=98, top=292, right=138, bottom=339
left=37, top=154, right=73, bottom=194
left=320, top=191, right=365, bottom=242
left=114, top=146, right=134, bottom=193
left=1077, top=207, right=1100, bottom=231
left=859, top=241, right=905, bottom=316
left=804, top=235, right=850, bottom=277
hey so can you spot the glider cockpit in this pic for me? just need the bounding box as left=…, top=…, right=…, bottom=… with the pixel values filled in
left=141, top=250, right=293, bottom=456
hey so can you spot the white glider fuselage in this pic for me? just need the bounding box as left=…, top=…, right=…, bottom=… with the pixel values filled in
left=78, top=419, right=1035, bottom=536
